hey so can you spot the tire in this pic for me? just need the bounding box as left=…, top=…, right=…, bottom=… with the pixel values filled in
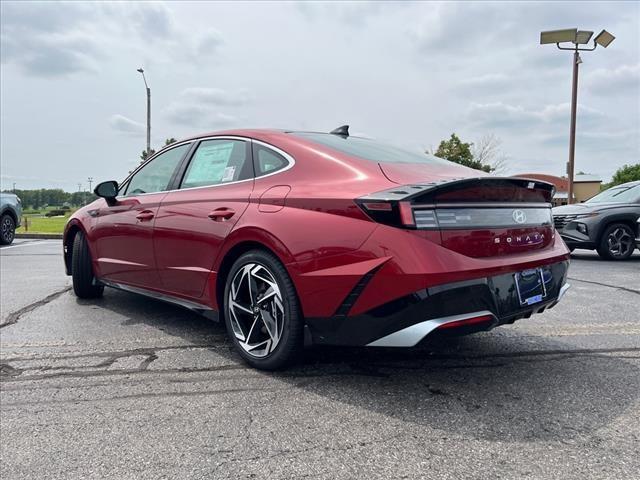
left=0, top=213, right=15, bottom=245
left=71, top=231, right=104, bottom=298
left=596, top=223, right=635, bottom=260
left=223, top=250, right=303, bottom=370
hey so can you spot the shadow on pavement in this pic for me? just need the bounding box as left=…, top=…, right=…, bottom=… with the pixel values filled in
left=83, top=287, right=640, bottom=443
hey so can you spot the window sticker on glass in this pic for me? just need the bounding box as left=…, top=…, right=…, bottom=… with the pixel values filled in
left=221, top=166, right=236, bottom=182
left=182, top=141, right=238, bottom=188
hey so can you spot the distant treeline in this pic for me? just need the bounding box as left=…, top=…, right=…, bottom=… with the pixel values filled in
left=2, top=189, right=97, bottom=209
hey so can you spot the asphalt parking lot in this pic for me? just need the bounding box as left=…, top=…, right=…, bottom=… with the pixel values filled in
left=1, top=239, right=639, bottom=479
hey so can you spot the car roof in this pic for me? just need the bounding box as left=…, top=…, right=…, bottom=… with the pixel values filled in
left=610, top=180, right=640, bottom=188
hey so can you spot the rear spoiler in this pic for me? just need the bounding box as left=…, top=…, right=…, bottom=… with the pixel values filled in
left=358, top=177, right=555, bottom=205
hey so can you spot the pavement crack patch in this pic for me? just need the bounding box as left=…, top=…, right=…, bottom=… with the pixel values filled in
left=0, top=287, right=72, bottom=329
left=567, top=276, right=640, bottom=295
left=139, top=352, right=158, bottom=370
left=0, top=364, right=247, bottom=383
left=0, top=363, right=22, bottom=378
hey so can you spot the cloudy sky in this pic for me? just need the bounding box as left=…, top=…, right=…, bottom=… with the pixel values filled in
left=1, top=1, right=638, bottom=191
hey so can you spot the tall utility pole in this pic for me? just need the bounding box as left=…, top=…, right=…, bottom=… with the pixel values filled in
left=87, top=177, right=93, bottom=193
left=137, top=68, right=151, bottom=156
left=12, top=182, right=16, bottom=193
left=567, top=51, right=580, bottom=206
left=540, top=28, right=615, bottom=204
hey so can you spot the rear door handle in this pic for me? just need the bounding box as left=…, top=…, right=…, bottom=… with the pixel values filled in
left=136, top=210, right=155, bottom=221
left=208, top=208, right=235, bottom=221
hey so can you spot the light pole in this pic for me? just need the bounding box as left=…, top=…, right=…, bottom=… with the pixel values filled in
left=540, top=29, right=615, bottom=204
left=137, top=68, right=151, bottom=156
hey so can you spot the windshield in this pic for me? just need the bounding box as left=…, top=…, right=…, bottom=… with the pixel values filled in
left=291, top=132, right=450, bottom=165
left=586, top=184, right=640, bottom=204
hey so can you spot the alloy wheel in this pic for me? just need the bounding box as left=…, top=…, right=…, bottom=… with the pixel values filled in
left=607, top=227, right=633, bottom=258
left=227, top=263, right=285, bottom=358
left=1, top=216, right=14, bottom=243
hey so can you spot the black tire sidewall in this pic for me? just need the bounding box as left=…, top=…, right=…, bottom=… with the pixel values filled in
left=72, top=231, right=104, bottom=298
left=223, top=250, right=303, bottom=370
left=598, top=223, right=634, bottom=260
left=1, top=214, right=15, bottom=245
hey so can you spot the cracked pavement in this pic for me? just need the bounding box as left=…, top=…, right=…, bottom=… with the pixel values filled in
left=1, top=240, right=639, bottom=479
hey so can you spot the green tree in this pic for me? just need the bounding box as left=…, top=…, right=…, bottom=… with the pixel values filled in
left=139, top=138, right=177, bottom=162
left=432, top=133, right=493, bottom=173
left=609, top=164, right=640, bottom=187
left=139, top=148, right=156, bottom=162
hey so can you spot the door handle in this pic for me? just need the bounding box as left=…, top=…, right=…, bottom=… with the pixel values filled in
left=136, top=210, right=155, bottom=221
left=208, top=208, right=236, bottom=221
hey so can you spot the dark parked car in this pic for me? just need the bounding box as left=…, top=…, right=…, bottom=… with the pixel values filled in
left=553, top=180, right=640, bottom=260
left=1, top=192, right=22, bottom=245
left=63, top=127, right=571, bottom=370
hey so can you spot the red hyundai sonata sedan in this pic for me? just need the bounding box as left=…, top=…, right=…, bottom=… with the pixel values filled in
left=64, top=126, right=571, bottom=369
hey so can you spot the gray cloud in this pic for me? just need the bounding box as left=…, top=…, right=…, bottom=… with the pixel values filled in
left=165, top=103, right=239, bottom=129
left=0, top=2, right=223, bottom=77
left=467, top=101, right=605, bottom=130
left=108, top=114, right=145, bottom=136
left=0, top=1, right=637, bottom=191
left=180, top=87, right=250, bottom=107
left=455, top=73, right=512, bottom=93
left=296, top=1, right=402, bottom=27
left=195, top=28, right=224, bottom=57
left=584, top=63, right=640, bottom=95
left=0, top=2, right=102, bottom=76
left=129, top=2, right=175, bottom=39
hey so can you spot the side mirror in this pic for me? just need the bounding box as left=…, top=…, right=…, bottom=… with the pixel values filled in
left=94, top=180, right=119, bottom=205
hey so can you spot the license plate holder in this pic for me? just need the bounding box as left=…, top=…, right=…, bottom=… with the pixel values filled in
left=514, top=268, right=547, bottom=306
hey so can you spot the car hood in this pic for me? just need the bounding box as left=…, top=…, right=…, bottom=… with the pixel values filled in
left=552, top=202, right=635, bottom=214
left=378, top=161, right=481, bottom=184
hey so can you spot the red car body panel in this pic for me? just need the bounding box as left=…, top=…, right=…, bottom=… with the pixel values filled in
left=64, top=128, right=571, bottom=347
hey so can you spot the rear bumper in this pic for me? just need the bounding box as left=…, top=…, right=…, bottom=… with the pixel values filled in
left=305, top=260, right=569, bottom=347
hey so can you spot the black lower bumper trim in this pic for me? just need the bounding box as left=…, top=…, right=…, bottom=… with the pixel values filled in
left=305, top=261, right=569, bottom=346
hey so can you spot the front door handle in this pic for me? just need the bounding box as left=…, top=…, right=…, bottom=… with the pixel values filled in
left=136, top=210, right=155, bottom=221
left=208, top=208, right=235, bottom=221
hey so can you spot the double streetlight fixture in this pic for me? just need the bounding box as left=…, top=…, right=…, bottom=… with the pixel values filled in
left=137, top=68, right=151, bottom=157
left=540, top=28, right=615, bottom=204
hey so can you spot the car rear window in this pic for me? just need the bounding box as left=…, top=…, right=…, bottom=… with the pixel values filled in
left=291, top=132, right=449, bottom=165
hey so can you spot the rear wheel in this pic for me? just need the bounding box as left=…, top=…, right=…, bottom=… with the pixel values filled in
left=0, top=214, right=15, bottom=245
left=71, top=231, right=104, bottom=298
left=223, top=250, right=303, bottom=370
left=597, top=223, right=635, bottom=260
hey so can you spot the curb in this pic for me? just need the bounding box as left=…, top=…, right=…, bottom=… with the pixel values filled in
left=15, top=233, right=63, bottom=240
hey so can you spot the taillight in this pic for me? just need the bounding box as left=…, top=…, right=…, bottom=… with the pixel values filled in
left=356, top=200, right=415, bottom=228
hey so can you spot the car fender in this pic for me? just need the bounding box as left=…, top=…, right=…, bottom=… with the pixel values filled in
left=214, top=225, right=296, bottom=273
left=592, top=209, right=640, bottom=240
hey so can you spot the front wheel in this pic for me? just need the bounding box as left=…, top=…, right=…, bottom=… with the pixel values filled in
left=0, top=214, right=15, bottom=245
left=597, top=223, right=635, bottom=260
left=71, top=231, right=104, bottom=298
left=223, top=250, right=303, bottom=370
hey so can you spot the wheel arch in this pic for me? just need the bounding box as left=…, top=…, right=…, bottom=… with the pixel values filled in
left=213, top=228, right=299, bottom=319
left=596, top=215, right=638, bottom=242
left=63, top=220, right=86, bottom=275
left=1, top=207, right=18, bottom=224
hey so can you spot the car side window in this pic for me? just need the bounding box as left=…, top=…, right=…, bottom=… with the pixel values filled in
left=180, top=139, right=252, bottom=189
left=253, top=144, right=289, bottom=177
left=124, top=144, right=190, bottom=196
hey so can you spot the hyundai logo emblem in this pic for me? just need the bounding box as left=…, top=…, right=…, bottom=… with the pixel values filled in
left=512, top=209, right=527, bottom=224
